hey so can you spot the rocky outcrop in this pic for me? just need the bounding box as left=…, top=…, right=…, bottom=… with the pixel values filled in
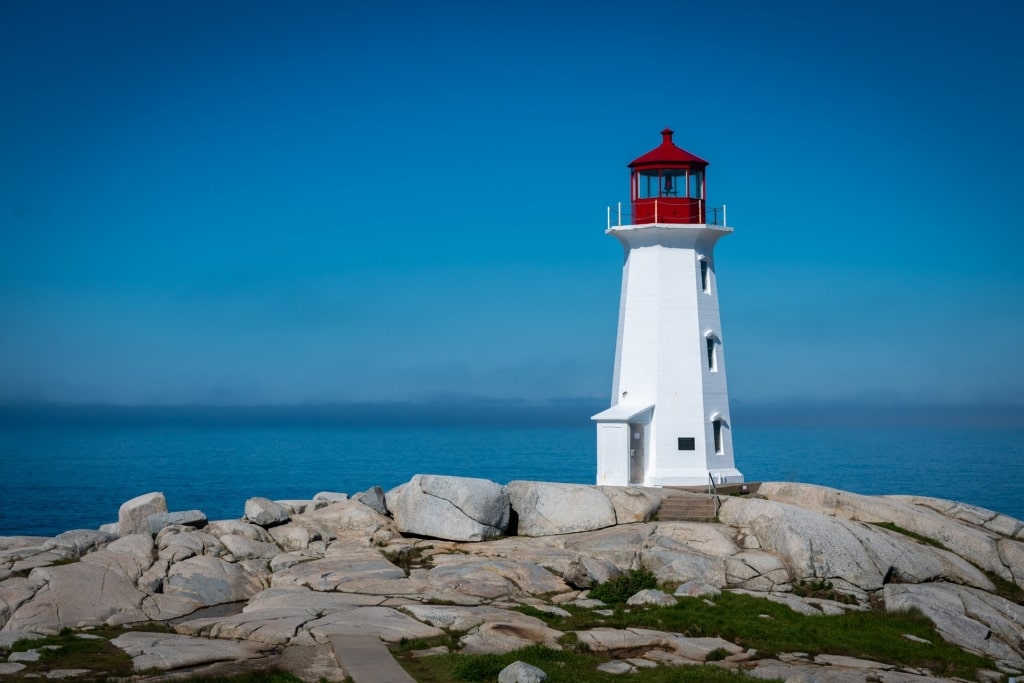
left=118, top=492, right=167, bottom=536
left=507, top=481, right=617, bottom=536
left=244, top=497, right=290, bottom=528
left=388, top=474, right=510, bottom=541
left=1, top=478, right=1022, bottom=682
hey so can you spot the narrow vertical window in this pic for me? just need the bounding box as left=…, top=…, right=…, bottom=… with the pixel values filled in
left=713, top=418, right=723, bottom=454
left=700, top=259, right=710, bottom=293
left=706, top=337, right=717, bottom=372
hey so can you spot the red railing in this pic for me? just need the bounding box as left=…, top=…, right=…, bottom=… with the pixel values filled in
left=607, top=202, right=727, bottom=229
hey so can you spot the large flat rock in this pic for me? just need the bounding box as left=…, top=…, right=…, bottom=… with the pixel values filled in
left=388, top=474, right=510, bottom=542
left=507, top=481, right=616, bottom=536
left=111, top=631, right=274, bottom=672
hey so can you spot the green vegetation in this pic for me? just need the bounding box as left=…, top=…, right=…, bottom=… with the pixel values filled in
left=396, top=643, right=774, bottom=682
left=5, top=628, right=135, bottom=680
left=422, top=592, right=992, bottom=681
left=1, top=628, right=302, bottom=683
left=980, top=568, right=1024, bottom=605
left=588, top=566, right=658, bottom=604
left=870, top=522, right=948, bottom=550
left=791, top=578, right=856, bottom=604
left=166, top=670, right=304, bottom=683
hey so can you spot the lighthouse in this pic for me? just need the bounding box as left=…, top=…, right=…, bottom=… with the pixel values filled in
left=592, top=129, right=743, bottom=487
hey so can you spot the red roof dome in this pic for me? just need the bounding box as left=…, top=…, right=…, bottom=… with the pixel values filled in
left=629, top=128, right=708, bottom=168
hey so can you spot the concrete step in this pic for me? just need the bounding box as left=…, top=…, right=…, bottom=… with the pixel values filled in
left=657, top=494, right=718, bottom=522
left=329, top=635, right=415, bottom=683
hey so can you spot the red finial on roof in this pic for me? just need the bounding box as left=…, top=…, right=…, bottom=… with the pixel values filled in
left=629, top=129, right=708, bottom=169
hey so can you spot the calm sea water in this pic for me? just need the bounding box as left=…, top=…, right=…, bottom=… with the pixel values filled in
left=0, top=422, right=1021, bottom=537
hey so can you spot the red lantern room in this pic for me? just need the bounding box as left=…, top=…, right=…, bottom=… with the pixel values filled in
left=629, top=128, right=708, bottom=224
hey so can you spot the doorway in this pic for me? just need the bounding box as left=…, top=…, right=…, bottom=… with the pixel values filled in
left=629, top=423, right=645, bottom=484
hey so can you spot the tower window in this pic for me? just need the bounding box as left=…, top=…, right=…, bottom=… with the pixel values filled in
left=713, top=419, right=724, bottom=454
left=706, top=337, right=717, bottom=372
left=700, top=260, right=710, bottom=293
left=678, top=437, right=695, bottom=450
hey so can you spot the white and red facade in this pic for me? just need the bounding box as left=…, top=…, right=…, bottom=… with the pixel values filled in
left=593, top=129, right=743, bottom=487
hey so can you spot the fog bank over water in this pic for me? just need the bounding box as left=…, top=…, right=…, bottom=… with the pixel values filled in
left=1, top=399, right=1020, bottom=429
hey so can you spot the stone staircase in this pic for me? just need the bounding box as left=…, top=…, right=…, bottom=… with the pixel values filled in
left=657, top=490, right=719, bottom=522
left=657, top=483, right=761, bottom=522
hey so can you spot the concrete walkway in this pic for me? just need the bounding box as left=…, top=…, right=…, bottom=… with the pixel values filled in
left=328, top=635, right=416, bottom=683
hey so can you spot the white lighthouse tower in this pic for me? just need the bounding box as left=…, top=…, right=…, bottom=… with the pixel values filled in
left=593, top=129, right=743, bottom=487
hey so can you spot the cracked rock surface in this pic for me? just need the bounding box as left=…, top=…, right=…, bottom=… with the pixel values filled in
left=1, top=478, right=1022, bottom=682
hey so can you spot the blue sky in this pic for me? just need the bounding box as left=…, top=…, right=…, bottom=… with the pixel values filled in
left=1, top=0, right=1022, bottom=413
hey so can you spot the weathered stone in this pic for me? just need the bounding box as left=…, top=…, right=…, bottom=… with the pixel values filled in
left=244, top=497, right=290, bottom=528
left=118, top=492, right=167, bottom=536
left=5, top=563, right=149, bottom=633
left=295, top=499, right=400, bottom=545
left=597, top=660, right=635, bottom=674
left=758, top=483, right=1013, bottom=583
left=0, top=663, right=27, bottom=674
left=563, top=555, right=622, bottom=589
left=388, top=475, right=510, bottom=542
left=219, top=534, right=280, bottom=561
left=598, top=487, right=663, bottom=523
left=626, top=589, right=676, bottom=607
left=205, top=520, right=274, bottom=542
left=499, top=660, right=548, bottom=683
left=675, top=581, right=722, bottom=598
left=274, top=500, right=310, bottom=515
left=459, top=620, right=564, bottom=654
left=507, top=481, right=616, bottom=536
left=164, top=555, right=266, bottom=605
left=111, top=631, right=273, bottom=672
left=723, top=497, right=859, bottom=575
left=157, top=529, right=226, bottom=563
left=0, top=631, right=43, bottom=649
left=997, top=538, right=1024, bottom=586
left=40, top=530, right=115, bottom=561
left=884, top=583, right=1024, bottom=665
left=304, top=606, right=445, bottom=643
left=643, top=541, right=727, bottom=587
left=402, top=604, right=549, bottom=632
left=659, top=632, right=743, bottom=661
left=813, top=654, right=894, bottom=669
left=147, top=510, right=207, bottom=535
left=268, top=523, right=317, bottom=552
left=10, top=551, right=63, bottom=572
left=427, top=556, right=570, bottom=599
left=725, top=550, right=792, bottom=591
left=574, top=627, right=666, bottom=655
left=271, top=545, right=420, bottom=595
left=314, top=491, right=349, bottom=503
left=654, top=521, right=741, bottom=557
left=356, top=486, right=389, bottom=516
left=269, top=550, right=319, bottom=572
left=8, top=650, right=41, bottom=662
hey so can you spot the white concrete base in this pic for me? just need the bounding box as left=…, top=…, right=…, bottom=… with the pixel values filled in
left=647, top=468, right=745, bottom=487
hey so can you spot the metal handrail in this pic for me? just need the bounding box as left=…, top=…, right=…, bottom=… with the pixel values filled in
left=607, top=202, right=727, bottom=228
left=708, top=473, right=722, bottom=518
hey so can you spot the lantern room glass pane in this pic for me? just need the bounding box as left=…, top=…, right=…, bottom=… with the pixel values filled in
left=689, top=171, right=704, bottom=199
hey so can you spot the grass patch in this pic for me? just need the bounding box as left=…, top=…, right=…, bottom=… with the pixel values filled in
left=980, top=568, right=1024, bottom=605
left=870, top=522, right=948, bottom=550
left=170, top=670, right=305, bottom=683
left=588, top=567, right=657, bottom=604
left=492, top=592, right=992, bottom=680
left=6, top=628, right=134, bottom=679
left=396, top=643, right=772, bottom=682
left=791, top=578, right=856, bottom=604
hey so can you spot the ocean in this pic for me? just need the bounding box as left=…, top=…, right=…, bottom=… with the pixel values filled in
left=0, top=418, right=1021, bottom=537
